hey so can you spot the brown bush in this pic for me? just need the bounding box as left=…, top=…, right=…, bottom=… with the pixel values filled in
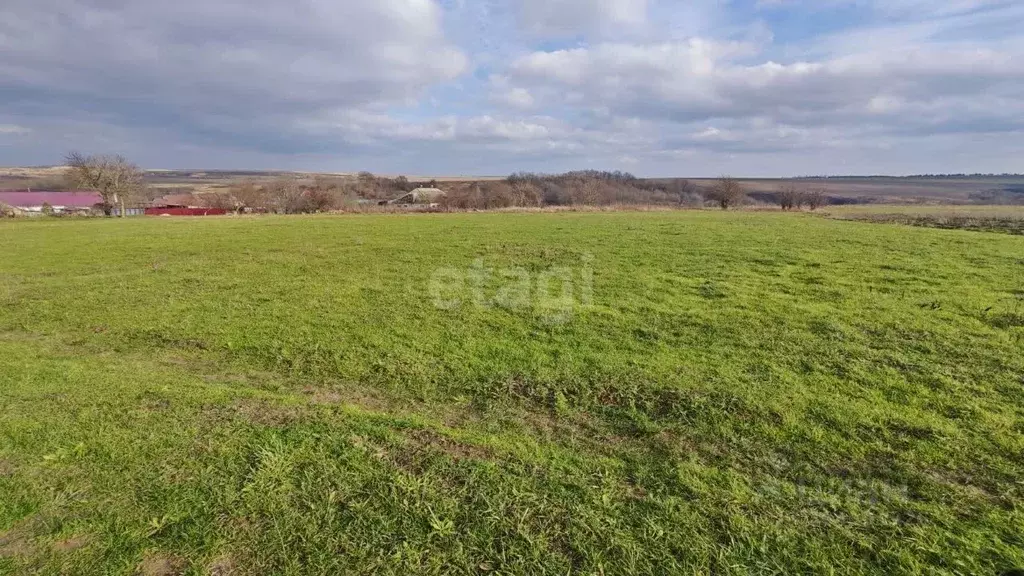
left=778, top=185, right=801, bottom=210
left=199, top=192, right=237, bottom=211
left=663, top=179, right=698, bottom=205
left=706, top=176, right=746, bottom=209
left=510, top=182, right=543, bottom=207
left=224, top=177, right=353, bottom=214
left=503, top=171, right=680, bottom=208
left=230, top=181, right=269, bottom=213
left=803, top=189, right=827, bottom=210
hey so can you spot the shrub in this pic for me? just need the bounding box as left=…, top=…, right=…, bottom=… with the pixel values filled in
left=803, top=189, right=827, bottom=210
left=200, top=192, right=238, bottom=211
left=706, top=176, right=746, bottom=210
left=230, top=181, right=269, bottom=213
left=778, top=185, right=801, bottom=211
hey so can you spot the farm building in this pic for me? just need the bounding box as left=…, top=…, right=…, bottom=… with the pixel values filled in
left=146, top=193, right=228, bottom=216
left=0, top=191, right=104, bottom=215
left=381, top=187, right=447, bottom=207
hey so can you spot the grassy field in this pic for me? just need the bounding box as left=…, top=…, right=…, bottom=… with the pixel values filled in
left=826, top=205, right=1024, bottom=235
left=1, top=212, right=1022, bottom=575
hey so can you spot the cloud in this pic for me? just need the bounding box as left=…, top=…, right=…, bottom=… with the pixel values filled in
left=1, top=0, right=1022, bottom=174
left=496, top=31, right=1024, bottom=169
left=516, top=0, right=648, bottom=36
left=0, top=125, right=32, bottom=135
left=0, top=0, right=466, bottom=155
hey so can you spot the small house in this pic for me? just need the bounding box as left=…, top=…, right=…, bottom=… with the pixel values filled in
left=0, top=191, right=104, bottom=215
left=146, top=193, right=228, bottom=216
left=384, top=187, right=447, bottom=207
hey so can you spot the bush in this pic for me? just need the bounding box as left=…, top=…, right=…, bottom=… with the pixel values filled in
left=199, top=192, right=238, bottom=211
left=803, top=189, right=827, bottom=211
left=778, top=185, right=801, bottom=211
left=706, top=177, right=746, bottom=210
left=502, top=171, right=674, bottom=208
left=225, top=177, right=355, bottom=214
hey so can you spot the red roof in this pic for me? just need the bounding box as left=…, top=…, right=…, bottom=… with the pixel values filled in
left=0, top=191, right=104, bottom=208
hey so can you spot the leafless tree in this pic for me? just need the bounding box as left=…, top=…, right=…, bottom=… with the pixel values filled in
left=230, top=181, right=268, bottom=214
left=394, top=175, right=412, bottom=192
left=778, top=184, right=802, bottom=211
left=199, top=192, right=237, bottom=211
left=64, top=152, right=146, bottom=217
left=706, top=176, right=746, bottom=210
left=803, top=188, right=827, bottom=210
left=510, top=182, right=543, bottom=207
left=670, top=179, right=699, bottom=206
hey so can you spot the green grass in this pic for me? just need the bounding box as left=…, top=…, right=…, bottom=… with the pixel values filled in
left=1, top=212, right=1022, bottom=575
left=826, top=205, right=1024, bottom=235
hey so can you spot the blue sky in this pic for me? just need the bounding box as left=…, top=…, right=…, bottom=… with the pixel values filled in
left=1, top=0, right=1022, bottom=176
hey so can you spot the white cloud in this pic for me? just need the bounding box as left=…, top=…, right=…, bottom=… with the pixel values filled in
left=502, top=38, right=1024, bottom=139
left=0, top=0, right=467, bottom=153
left=1, top=0, right=1022, bottom=175
left=502, top=88, right=537, bottom=109
left=517, top=0, right=648, bottom=36
left=0, top=124, right=31, bottom=135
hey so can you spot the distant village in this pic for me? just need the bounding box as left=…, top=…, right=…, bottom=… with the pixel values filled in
left=0, top=187, right=450, bottom=218
left=0, top=190, right=223, bottom=217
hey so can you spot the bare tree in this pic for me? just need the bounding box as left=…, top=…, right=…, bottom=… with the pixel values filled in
left=670, top=179, right=699, bottom=206
left=64, top=152, right=145, bottom=217
left=228, top=181, right=265, bottom=214
left=778, top=184, right=801, bottom=211
left=394, top=175, right=412, bottom=192
left=199, top=192, right=237, bottom=211
left=706, top=176, right=746, bottom=210
left=803, top=188, right=827, bottom=210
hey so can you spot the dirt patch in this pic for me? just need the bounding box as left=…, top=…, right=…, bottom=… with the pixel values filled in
left=0, top=525, right=34, bottom=558
left=382, top=428, right=496, bottom=475
left=202, top=373, right=249, bottom=385
left=0, top=459, right=14, bottom=477
left=137, top=391, right=172, bottom=412
left=161, top=356, right=194, bottom=368
left=53, top=535, right=90, bottom=552
left=405, top=428, right=493, bottom=461
left=136, top=552, right=186, bottom=576
left=214, top=398, right=304, bottom=427
left=924, top=469, right=1003, bottom=504
left=623, top=479, right=649, bottom=500
left=302, top=386, right=346, bottom=405
left=300, top=385, right=390, bottom=412
left=208, top=554, right=238, bottom=576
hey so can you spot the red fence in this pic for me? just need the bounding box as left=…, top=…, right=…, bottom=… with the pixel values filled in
left=145, top=208, right=230, bottom=216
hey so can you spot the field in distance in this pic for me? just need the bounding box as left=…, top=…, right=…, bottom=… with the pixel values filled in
left=3, top=166, right=1023, bottom=205
left=1, top=212, right=1022, bottom=574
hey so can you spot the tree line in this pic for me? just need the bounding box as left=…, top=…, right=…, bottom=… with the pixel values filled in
left=1, top=153, right=833, bottom=217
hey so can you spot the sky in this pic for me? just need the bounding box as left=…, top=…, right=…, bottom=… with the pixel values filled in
left=1, top=0, right=1022, bottom=176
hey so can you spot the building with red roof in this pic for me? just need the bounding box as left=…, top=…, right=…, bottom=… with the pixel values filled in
left=0, top=191, right=104, bottom=215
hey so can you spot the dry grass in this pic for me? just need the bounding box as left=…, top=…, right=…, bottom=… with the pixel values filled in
left=0, top=166, right=69, bottom=179
left=826, top=204, right=1024, bottom=234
